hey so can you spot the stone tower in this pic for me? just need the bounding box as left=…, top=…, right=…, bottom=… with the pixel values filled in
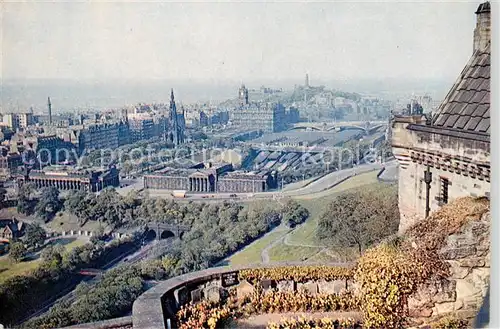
left=168, top=89, right=184, bottom=146
left=169, top=89, right=179, bottom=146
left=473, top=1, right=490, bottom=52
left=47, top=97, right=52, bottom=125
left=238, top=84, right=249, bottom=105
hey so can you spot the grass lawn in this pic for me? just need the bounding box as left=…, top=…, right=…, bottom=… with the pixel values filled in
left=50, top=237, right=88, bottom=251
left=0, top=256, right=42, bottom=283
left=267, top=172, right=391, bottom=263
left=226, top=227, right=290, bottom=266
left=45, top=212, right=108, bottom=233
left=1, top=207, right=107, bottom=234
left=305, top=247, right=359, bottom=264
left=282, top=177, right=317, bottom=192
left=287, top=199, right=325, bottom=247
left=293, top=170, right=381, bottom=200
left=268, top=244, right=322, bottom=263
left=0, top=237, right=88, bottom=284
left=305, top=249, right=339, bottom=263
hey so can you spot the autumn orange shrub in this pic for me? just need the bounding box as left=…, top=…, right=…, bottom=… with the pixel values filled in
left=239, top=265, right=353, bottom=283
left=355, top=197, right=490, bottom=329
left=248, top=289, right=359, bottom=314
left=175, top=300, right=232, bottom=329
left=175, top=289, right=359, bottom=328
left=267, top=316, right=362, bottom=329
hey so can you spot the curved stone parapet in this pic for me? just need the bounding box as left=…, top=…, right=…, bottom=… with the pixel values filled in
left=131, top=262, right=354, bottom=329
left=59, top=316, right=133, bottom=329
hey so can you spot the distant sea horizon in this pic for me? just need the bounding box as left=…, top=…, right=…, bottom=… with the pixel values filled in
left=0, top=77, right=453, bottom=112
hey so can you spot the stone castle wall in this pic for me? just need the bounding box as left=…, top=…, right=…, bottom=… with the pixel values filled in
left=408, top=211, right=490, bottom=323
left=397, top=160, right=490, bottom=232
left=391, top=117, right=490, bottom=232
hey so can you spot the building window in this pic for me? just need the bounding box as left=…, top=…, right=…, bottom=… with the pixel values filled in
left=418, top=179, right=424, bottom=200
left=440, top=178, right=449, bottom=204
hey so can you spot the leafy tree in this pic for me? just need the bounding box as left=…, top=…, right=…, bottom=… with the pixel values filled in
left=17, top=183, right=36, bottom=215
left=35, top=187, right=62, bottom=222
left=120, top=161, right=134, bottom=176
left=281, top=199, right=309, bottom=228
left=64, top=190, right=96, bottom=226
left=41, top=244, right=65, bottom=264
left=317, top=184, right=399, bottom=256
left=9, top=242, right=27, bottom=262
left=24, top=223, right=47, bottom=250
left=69, top=266, right=144, bottom=323
left=161, top=255, right=180, bottom=277
left=87, top=188, right=126, bottom=226
left=140, top=259, right=166, bottom=280
left=23, top=300, right=73, bottom=329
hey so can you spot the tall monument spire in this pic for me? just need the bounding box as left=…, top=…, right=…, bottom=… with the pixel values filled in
left=47, top=97, right=52, bottom=125
left=169, top=88, right=179, bottom=146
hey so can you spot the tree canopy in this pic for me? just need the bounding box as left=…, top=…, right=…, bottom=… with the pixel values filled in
left=24, top=223, right=47, bottom=250
left=317, top=184, right=399, bottom=255
left=35, top=187, right=62, bottom=222
left=9, top=242, right=27, bottom=262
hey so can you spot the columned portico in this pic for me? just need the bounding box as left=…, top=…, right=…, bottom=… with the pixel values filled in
left=188, top=175, right=212, bottom=192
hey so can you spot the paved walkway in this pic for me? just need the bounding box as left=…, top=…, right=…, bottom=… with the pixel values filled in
left=260, top=234, right=287, bottom=264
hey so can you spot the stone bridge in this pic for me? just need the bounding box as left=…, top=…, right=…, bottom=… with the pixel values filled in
left=288, top=121, right=386, bottom=135
left=144, top=223, right=191, bottom=240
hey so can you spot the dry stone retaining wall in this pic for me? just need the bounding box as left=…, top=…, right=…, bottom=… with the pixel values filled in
left=408, top=212, right=490, bottom=322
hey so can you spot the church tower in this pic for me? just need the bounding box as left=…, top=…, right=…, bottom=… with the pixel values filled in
left=238, top=84, right=249, bottom=105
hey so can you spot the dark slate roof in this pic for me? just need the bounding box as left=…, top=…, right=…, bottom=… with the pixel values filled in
left=432, top=43, right=490, bottom=135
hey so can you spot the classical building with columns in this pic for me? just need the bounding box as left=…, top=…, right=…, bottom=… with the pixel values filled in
left=217, top=171, right=278, bottom=193
left=143, top=162, right=278, bottom=193
left=17, top=166, right=120, bottom=192
left=391, top=2, right=490, bottom=232
left=144, top=162, right=233, bottom=192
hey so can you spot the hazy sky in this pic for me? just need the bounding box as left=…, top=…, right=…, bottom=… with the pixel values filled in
left=2, top=1, right=479, bottom=83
